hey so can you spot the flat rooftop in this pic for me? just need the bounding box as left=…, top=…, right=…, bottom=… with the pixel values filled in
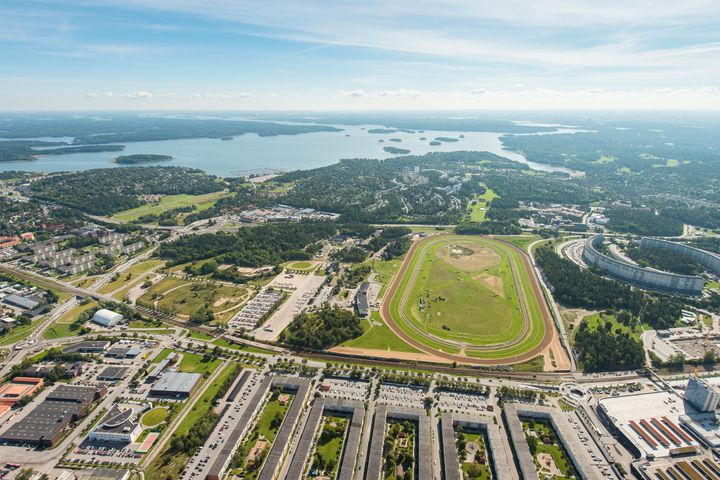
left=151, top=371, right=202, bottom=395
left=598, top=391, right=701, bottom=458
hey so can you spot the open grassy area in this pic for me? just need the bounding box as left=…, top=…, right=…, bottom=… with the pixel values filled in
left=466, top=187, right=499, bottom=222
left=0, top=316, right=44, bottom=346
left=286, top=261, right=315, bottom=271
left=498, top=235, right=541, bottom=253
left=522, top=420, right=577, bottom=479
left=457, top=430, right=492, bottom=480
left=139, top=277, right=249, bottom=323
left=151, top=348, right=221, bottom=376
left=98, top=259, right=165, bottom=294
left=311, top=415, right=348, bottom=477
left=342, top=312, right=419, bottom=353
left=371, top=258, right=404, bottom=300
left=233, top=392, right=293, bottom=478
left=112, top=191, right=229, bottom=223
left=42, top=300, right=98, bottom=340
left=387, top=235, right=545, bottom=359
left=141, top=407, right=169, bottom=427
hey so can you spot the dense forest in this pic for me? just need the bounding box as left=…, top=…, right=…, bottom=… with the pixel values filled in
left=112, top=154, right=173, bottom=164
left=606, top=208, right=684, bottom=237
left=156, top=221, right=336, bottom=267
left=0, top=140, right=124, bottom=162
left=574, top=320, right=645, bottom=372
left=536, top=246, right=684, bottom=329
left=28, top=166, right=223, bottom=215
left=625, top=244, right=704, bottom=275
left=0, top=114, right=341, bottom=143
left=280, top=305, right=363, bottom=350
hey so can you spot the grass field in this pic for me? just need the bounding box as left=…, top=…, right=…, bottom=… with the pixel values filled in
left=151, top=348, right=221, bottom=376
left=466, top=187, right=499, bottom=222
left=42, top=301, right=98, bottom=340
left=311, top=415, right=348, bottom=477
left=141, top=407, right=169, bottom=427
left=0, top=316, right=44, bottom=346
left=112, top=191, right=228, bottom=223
left=458, top=430, right=492, bottom=480
left=342, top=312, right=420, bottom=353
left=234, top=393, right=293, bottom=478
left=286, top=261, right=315, bottom=271
left=522, top=420, right=577, bottom=479
left=98, top=259, right=164, bottom=294
left=387, top=235, right=546, bottom=360
left=499, top=235, right=541, bottom=253
left=139, top=277, right=249, bottom=323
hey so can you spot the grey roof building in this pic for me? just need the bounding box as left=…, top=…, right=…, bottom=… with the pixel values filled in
left=150, top=371, right=202, bottom=398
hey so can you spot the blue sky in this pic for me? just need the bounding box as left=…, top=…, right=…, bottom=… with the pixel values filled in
left=2, top=0, right=720, bottom=110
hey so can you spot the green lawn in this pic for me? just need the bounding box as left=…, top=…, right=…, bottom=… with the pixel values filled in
left=498, top=235, right=541, bottom=253
left=342, top=312, right=419, bottom=353
left=458, top=431, right=492, bottom=480
left=311, top=415, right=348, bottom=477
left=98, top=259, right=164, bottom=294
left=151, top=348, right=221, bottom=376
left=0, top=317, right=44, bottom=346
left=466, top=187, right=499, bottom=222
left=112, top=191, right=229, bottom=223
left=43, top=300, right=99, bottom=340
left=371, top=258, right=404, bottom=300
left=141, top=407, right=169, bottom=427
left=286, top=261, right=315, bottom=271
left=384, top=419, right=416, bottom=480
left=387, top=235, right=545, bottom=359
left=139, top=277, right=249, bottom=323
left=522, top=420, right=577, bottom=479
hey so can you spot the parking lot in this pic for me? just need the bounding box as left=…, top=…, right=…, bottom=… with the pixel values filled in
left=436, top=391, right=491, bottom=416
left=318, top=378, right=370, bottom=402
left=377, top=384, right=428, bottom=408
left=252, top=273, right=326, bottom=342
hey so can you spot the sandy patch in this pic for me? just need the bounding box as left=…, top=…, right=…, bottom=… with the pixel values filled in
left=474, top=273, right=505, bottom=297
left=328, top=346, right=453, bottom=364
left=541, top=334, right=572, bottom=372
left=437, top=243, right=500, bottom=271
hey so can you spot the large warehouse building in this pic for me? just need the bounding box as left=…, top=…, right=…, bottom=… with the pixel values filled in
left=150, top=371, right=202, bottom=398
left=0, top=385, right=99, bottom=446
left=582, top=235, right=706, bottom=294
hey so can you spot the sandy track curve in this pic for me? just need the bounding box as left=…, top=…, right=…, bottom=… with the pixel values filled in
left=378, top=235, right=557, bottom=366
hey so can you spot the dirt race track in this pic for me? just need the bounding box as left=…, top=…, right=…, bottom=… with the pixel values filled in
left=373, top=234, right=563, bottom=367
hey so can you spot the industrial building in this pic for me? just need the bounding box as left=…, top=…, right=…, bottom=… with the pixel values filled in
left=685, top=377, right=720, bottom=413
left=150, top=371, right=202, bottom=398
left=91, top=309, right=124, bottom=327
left=88, top=405, right=141, bottom=443
left=0, top=385, right=99, bottom=446
left=582, top=235, right=705, bottom=294
left=105, top=344, right=141, bottom=358
left=97, top=366, right=129, bottom=382
left=597, top=391, right=704, bottom=458
left=0, top=377, right=44, bottom=419
left=62, top=340, right=111, bottom=354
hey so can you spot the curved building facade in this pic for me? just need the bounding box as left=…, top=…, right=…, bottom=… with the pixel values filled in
left=640, top=237, right=720, bottom=277
left=581, top=235, right=705, bottom=294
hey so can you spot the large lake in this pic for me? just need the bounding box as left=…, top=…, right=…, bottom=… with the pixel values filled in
left=0, top=124, right=581, bottom=176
